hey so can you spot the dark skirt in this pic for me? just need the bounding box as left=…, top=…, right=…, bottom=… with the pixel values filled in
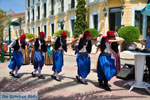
left=52, top=51, right=64, bottom=73
left=8, top=51, right=23, bottom=70
left=76, top=53, right=91, bottom=79
left=97, top=53, right=116, bottom=81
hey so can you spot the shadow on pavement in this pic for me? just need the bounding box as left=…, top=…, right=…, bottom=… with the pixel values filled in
left=113, top=79, right=150, bottom=95
left=39, top=90, right=145, bottom=100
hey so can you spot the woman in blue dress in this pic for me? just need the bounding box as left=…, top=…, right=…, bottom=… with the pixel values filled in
left=51, top=32, right=78, bottom=81
left=96, top=31, right=124, bottom=91
left=8, top=34, right=27, bottom=78
left=75, top=31, right=92, bottom=84
left=31, top=32, right=47, bottom=79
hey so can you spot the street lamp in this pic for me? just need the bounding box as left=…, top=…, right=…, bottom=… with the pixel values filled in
left=121, top=6, right=124, bottom=15
left=8, top=22, right=20, bottom=60
left=58, top=19, right=65, bottom=30
left=103, top=7, right=107, bottom=17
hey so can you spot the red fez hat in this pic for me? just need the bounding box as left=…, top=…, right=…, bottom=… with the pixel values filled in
left=20, top=34, right=26, bottom=39
left=39, top=32, right=45, bottom=38
left=107, top=31, right=115, bottom=37
left=62, top=31, right=67, bottom=38
left=84, top=31, right=91, bottom=37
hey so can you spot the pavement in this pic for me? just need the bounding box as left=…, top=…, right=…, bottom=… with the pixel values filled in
left=0, top=49, right=150, bottom=100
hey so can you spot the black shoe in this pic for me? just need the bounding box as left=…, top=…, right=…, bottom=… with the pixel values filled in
left=14, top=75, right=20, bottom=78
left=51, top=75, right=61, bottom=81
left=81, top=80, right=88, bottom=85
left=76, top=76, right=81, bottom=82
left=31, top=72, right=36, bottom=77
left=51, top=75, right=56, bottom=79
left=98, top=79, right=104, bottom=87
left=9, top=71, right=14, bottom=76
left=104, top=85, right=111, bottom=91
left=38, top=75, right=45, bottom=79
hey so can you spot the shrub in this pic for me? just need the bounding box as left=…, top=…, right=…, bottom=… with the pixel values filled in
left=86, top=28, right=99, bottom=38
left=52, top=30, right=70, bottom=38
left=118, top=26, right=140, bottom=43
left=25, top=33, right=35, bottom=39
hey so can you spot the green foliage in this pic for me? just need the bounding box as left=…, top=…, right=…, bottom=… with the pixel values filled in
left=0, top=9, right=9, bottom=43
left=52, top=30, right=70, bottom=38
left=0, top=55, right=9, bottom=61
left=118, top=26, right=140, bottom=43
left=74, top=0, right=88, bottom=38
left=25, top=33, right=35, bottom=39
left=85, top=28, right=99, bottom=38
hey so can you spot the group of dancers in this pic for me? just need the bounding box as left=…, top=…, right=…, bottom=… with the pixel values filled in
left=8, top=30, right=124, bottom=91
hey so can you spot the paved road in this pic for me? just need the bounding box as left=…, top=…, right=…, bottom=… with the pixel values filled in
left=0, top=55, right=150, bottom=100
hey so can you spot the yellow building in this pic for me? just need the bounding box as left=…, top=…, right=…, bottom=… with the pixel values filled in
left=25, top=0, right=149, bottom=39
left=3, top=10, right=25, bottom=40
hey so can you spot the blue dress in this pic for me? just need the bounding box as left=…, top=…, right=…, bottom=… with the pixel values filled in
left=97, top=53, right=116, bottom=81
left=8, top=51, right=23, bottom=70
left=76, top=53, right=91, bottom=79
left=52, top=50, right=64, bottom=73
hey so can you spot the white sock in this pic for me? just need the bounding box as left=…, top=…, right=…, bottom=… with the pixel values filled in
left=15, top=67, right=18, bottom=76
left=38, top=66, right=41, bottom=76
left=55, top=70, right=59, bottom=79
left=82, top=78, right=86, bottom=82
left=11, top=70, right=14, bottom=73
left=33, top=69, right=37, bottom=74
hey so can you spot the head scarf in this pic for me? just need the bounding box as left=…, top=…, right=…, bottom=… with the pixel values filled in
left=107, top=31, right=115, bottom=37
left=39, top=32, right=45, bottom=38
left=61, top=31, right=67, bottom=38
left=84, top=31, right=91, bottom=37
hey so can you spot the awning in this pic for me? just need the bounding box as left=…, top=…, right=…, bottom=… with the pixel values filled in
left=141, top=3, right=150, bottom=16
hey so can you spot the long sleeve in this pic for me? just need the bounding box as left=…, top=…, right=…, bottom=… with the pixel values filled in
left=8, top=40, right=16, bottom=48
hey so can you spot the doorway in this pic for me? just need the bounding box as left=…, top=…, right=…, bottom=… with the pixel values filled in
left=109, top=8, right=121, bottom=31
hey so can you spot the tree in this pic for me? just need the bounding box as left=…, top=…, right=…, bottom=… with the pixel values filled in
left=0, top=9, right=9, bottom=62
left=74, top=0, right=88, bottom=38
left=17, top=17, right=25, bottom=36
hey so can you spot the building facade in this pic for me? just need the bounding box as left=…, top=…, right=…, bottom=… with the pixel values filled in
left=25, top=0, right=149, bottom=39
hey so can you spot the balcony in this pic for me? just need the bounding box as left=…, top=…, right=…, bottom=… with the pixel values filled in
left=68, top=4, right=76, bottom=11
left=27, top=19, right=30, bottom=23
left=36, top=16, right=40, bottom=21
left=32, top=18, right=34, bottom=22
left=88, top=0, right=101, bottom=6
left=43, top=14, right=46, bottom=18
left=58, top=7, right=64, bottom=14
left=49, top=10, right=54, bottom=17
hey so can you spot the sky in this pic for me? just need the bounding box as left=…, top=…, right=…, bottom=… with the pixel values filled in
left=0, top=0, right=25, bottom=13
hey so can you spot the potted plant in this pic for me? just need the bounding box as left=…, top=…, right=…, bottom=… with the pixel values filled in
left=118, top=26, right=140, bottom=51
left=52, top=30, right=70, bottom=38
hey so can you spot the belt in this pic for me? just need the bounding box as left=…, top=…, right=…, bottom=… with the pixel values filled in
left=102, top=52, right=111, bottom=56
left=55, top=49, right=63, bottom=53
left=78, top=52, right=88, bottom=56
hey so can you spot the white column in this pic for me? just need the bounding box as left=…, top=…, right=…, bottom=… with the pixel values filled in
left=142, top=15, right=147, bottom=39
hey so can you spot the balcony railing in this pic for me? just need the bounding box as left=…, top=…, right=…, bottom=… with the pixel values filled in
left=50, top=10, right=54, bottom=16
left=37, top=16, right=40, bottom=20
left=58, top=7, right=64, bottom=14
left=27, top=19, right=30, bottom=23
left=43, top=14, right=46, bottom=18
left=68, top=4, right=75, bottom=10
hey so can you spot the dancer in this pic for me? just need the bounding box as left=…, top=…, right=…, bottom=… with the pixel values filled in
left=31, top=32, right=47, bottom=79
left=51, top=31, right=78, bottom=81
left=8, top=34, right=27, bottom=78
left=97, top=31, right=124, bottom=91
left=75, top=31, right=92, bottom=84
